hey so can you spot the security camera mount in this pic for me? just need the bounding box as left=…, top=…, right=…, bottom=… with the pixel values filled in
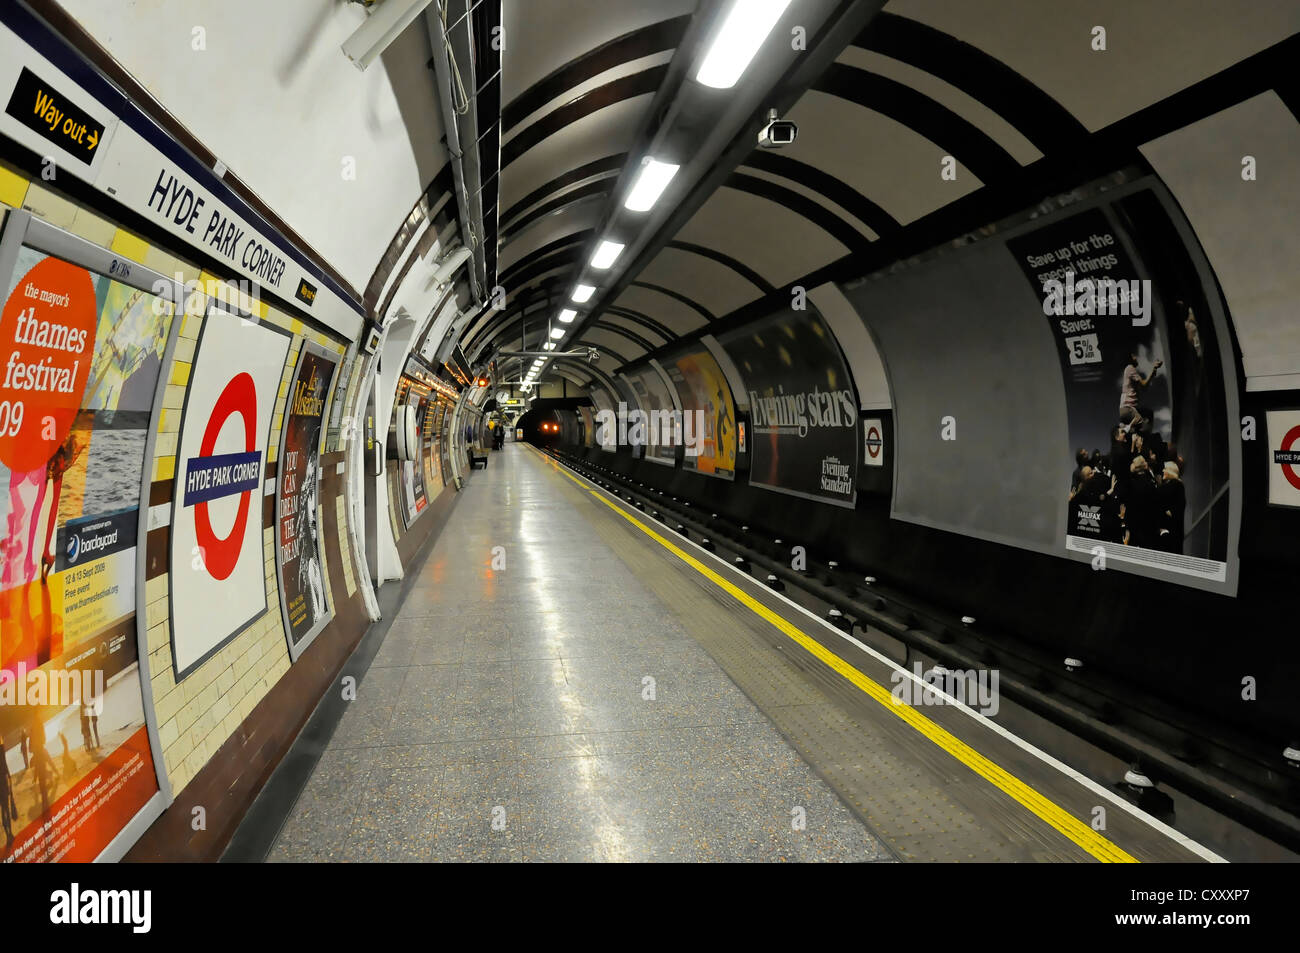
left=758, top=108, right=798, bottom=149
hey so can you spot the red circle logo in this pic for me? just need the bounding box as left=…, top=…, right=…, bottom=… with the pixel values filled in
left=194, top=373, right=258, bottom=580
left=0, top=256, right=97, bottom=473
left=1281, top=425, right=1300, bottom=492
left=866, top=425, right=882, bottom=459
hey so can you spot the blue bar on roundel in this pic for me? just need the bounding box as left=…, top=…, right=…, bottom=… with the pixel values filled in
left=182, top=451, right=263, bottom=506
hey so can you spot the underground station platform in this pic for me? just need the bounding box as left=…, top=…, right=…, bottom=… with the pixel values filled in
left=1, top=0, right=1296, bottom=938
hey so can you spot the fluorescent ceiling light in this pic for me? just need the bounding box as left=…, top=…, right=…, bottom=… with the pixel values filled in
left=624, top=159, right=680, bottom=212
left=590, top=240, right=625, bottom=270
left=695, top=0, right=792, bottom=89
left=558, top=309, right=577, bottom=323
left=572, top=285, right=596, bottom=303
left=549, top=327, right=565, bottom=339
left=543, top=342, right=557, bottom=350
left=341, top=0, right=437, bottom=72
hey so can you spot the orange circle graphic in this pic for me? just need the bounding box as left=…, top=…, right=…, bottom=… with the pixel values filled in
left=0, top=256, right=97, bottom=473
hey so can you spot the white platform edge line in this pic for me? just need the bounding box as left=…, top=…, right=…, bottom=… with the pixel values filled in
left=548, top=451, right=1227, bottom=863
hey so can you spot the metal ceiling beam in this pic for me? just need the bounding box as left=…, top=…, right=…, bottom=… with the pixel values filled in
left=565, top=0, right=888, bottom=348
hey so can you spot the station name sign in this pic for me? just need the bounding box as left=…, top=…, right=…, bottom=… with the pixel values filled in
left=0, top=17, right=364, bottom=340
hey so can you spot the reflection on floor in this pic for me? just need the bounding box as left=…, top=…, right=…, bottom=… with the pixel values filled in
left=270, top=445, right=891, bottom=862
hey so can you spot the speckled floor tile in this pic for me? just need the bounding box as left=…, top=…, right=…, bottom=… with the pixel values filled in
left=271, top=448, right=895, bottom=863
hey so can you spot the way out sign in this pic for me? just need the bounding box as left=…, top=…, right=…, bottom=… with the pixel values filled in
left=5, top=66, right=105, bottom=166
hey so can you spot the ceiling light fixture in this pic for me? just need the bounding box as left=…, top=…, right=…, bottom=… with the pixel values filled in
left=558, top=309, right=577, bottom=323
left=549, top=327, right=565, bottom=339
left=591, top=240, right=625, bottom=270
left=624, top=158, right=680, bottom=212
left=341, top=0, right=437, bottom=72
left=695, top=0, right=793, bottom=90
left=572, top=285, right=595, bottom=303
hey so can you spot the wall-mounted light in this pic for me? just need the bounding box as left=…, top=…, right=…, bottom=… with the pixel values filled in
left=696, top=0, right=793, bottom=90
left=624, top=158, right=680, bottom=212
left=341, top=0, right=437, bottom=72
left=591, top=240, right=625, bottom=270
left=572, top=285, right=595, bottom=303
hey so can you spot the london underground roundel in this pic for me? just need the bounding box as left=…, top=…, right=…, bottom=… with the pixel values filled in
left=187, top=372, right=260, bottom=580
left=169, top=309, right=289, bottom=678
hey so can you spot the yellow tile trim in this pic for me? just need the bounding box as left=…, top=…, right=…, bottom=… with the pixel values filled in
left=0, top=166, right=31, bottom=209
left=109, top=228, right=151, bottom=264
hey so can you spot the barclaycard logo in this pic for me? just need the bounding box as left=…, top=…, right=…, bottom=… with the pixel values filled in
left=66, top=526, right=119, bottom=565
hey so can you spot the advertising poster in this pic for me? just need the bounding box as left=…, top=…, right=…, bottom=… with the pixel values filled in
left=719, top=308, right=859, bottom=506
left=170, top=308, right=289, bottom=677
left=275, top=346, right=337, bottom=659
left=438, top=401, right=453, bottom=485
left=1267, top=409, right=1300, bottom=508
left=589, top=387, right=616, bottom=453
left=623, top=368, right=677, bottom=463
left=1006, top=202, right=1230, bottom=582
left=431, top=401, right=448, bottom=490
left=578, top=405, right=594, bottom=449
left=0, top=243, right=172, bottom=861
left=422, top=399, right=439, bottom=496
left=663, top=345, right=736, bottom=479
left=397, top=387, right=428, bottom=528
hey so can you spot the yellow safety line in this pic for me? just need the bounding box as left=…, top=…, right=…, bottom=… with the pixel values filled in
left=539, top=452, right=1138, bottom=863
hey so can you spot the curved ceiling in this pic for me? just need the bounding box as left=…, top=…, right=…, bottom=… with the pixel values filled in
left=422, top=0, right=1299, bottom=394
left=47, top=0, right=1300, bottom=376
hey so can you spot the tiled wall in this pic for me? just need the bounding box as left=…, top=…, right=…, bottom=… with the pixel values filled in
left=1, top=161, right=363, bottom=800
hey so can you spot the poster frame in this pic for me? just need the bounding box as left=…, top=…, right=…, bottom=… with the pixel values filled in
left=168, top=301, right=291, bottom=681
left=718, top=306, right=862, bottom=508
left=0, top=210, right=185, bottom=855
left=275, top=340, right=338, bottom=663
left=660, top=342, right=738, bottom=480
left=864, top=176, right=1242, bottom=595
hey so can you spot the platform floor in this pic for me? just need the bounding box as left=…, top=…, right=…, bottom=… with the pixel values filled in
left=269, top=443, right=1211, bottom=863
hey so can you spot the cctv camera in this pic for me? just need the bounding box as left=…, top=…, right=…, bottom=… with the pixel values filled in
left=758, top=109, right=797, bottom=149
